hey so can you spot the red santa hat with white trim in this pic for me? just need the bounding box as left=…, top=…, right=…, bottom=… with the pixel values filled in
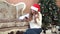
left=31, top=4, right=41, bottom=12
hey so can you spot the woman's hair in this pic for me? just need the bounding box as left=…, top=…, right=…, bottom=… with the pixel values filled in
left=29, top=10, right=40, bottom=23
left=29, top=11, right=33, bottom=21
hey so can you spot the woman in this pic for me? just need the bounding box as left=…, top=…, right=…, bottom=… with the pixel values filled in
left=19, top=4, right=42, bottom=34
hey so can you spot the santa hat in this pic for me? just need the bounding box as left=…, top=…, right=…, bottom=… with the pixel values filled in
left=31, top=4, right=41, bottom=12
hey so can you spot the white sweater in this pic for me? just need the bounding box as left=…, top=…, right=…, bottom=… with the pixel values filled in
left=19, top=12, right=42, bottom=29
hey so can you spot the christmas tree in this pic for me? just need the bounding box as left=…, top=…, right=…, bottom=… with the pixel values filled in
left=38, top=0, right=60, bottom=27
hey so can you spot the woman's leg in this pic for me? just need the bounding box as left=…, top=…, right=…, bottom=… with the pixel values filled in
left=32, top=28, right=42, bottom=34
left=24, top=29, right=38, bottom=34
left=39, top=28, right=42, bottom=34
left=23, top=28, right=42, bottom=34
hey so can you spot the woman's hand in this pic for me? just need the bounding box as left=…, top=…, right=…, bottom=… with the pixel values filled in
left=24, top=17, right=29, bottom=22
left=34, top=14, right=39, bottom=23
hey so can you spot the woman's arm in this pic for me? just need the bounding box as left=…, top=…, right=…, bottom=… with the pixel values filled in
left=18, top=14, right=29, bottom=22
left=35, top=12, right=42, bottom=26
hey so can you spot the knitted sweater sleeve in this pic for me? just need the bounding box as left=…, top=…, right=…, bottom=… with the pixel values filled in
left=36, top=12, right=42, bottom=26
left=19, top=14, right=29, bottom=20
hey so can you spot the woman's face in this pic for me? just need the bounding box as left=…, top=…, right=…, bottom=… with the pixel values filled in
left=32, top=10, right=38, bottom=14
left=30, top=9, right=38, bottom=16
left=31, top=10, right=35, bottom=14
